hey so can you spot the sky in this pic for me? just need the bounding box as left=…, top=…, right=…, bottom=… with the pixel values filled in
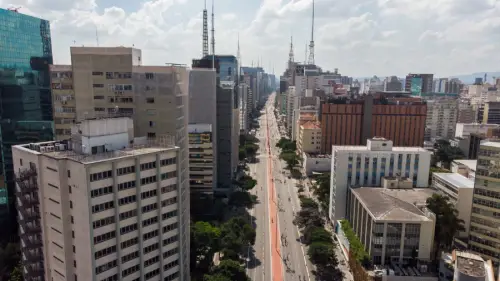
left=2, top=0, right=500, bottom=77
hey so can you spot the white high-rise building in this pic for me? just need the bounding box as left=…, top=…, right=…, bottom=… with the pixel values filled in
left=329, top=138, right=431, bottom=223
left=13, top=117, right=188, bottom=281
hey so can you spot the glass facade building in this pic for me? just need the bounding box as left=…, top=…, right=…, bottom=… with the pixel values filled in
left=0, top=9, right=54, bottom=217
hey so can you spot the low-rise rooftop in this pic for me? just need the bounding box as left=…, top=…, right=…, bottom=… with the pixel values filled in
left=351, top=187, right=435, bottom=221
left=433, top=173, right=474, bottom=189
left=452, top=159, right=477, bottom=171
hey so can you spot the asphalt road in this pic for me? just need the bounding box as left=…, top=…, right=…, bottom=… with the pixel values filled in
left=246, top=93, right=314, bottom=281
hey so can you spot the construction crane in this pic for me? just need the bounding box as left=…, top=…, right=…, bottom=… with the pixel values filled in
left=7, top=7, right=21, bottom=13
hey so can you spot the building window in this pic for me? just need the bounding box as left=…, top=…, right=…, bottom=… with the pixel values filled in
left=146, top=73, right=154, bottom=80
left=147, top=132, right=156, bottom=138
left=92, top=71, right=103, bottom=76
left=149, top=121, right=156, bottom=127
left=93, top=84, right=104, bottom=88
left=67, top=170, right=71, bottom=178
left=146, top=97, right=155, bottom=103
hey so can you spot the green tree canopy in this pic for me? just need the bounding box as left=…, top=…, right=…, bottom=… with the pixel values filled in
left=308, top=242, right=335, bottom=266
left=204, top=260, right=250, bottom=281
left=228, top=191, right=257, bottom=209
left=426, top=193, right=465, bottom=261
left=191, top=221, right=221, bottom=272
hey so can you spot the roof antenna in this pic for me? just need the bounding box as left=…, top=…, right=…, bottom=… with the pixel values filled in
left=95, top=25, right=99, bottom=47
left=211, top=0, right=215, bottom=69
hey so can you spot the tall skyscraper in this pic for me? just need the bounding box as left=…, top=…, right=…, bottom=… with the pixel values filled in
left=13, top=117, right=187, bottom=281
left=468, top=141, right=500, bottom=266
left=0, top=9, right=55, bottom=234
left=48, top=47, right=191, bottom=280
left=188, top=68, right=217, bottom=193
left=192, top=55, right=239, bottom=193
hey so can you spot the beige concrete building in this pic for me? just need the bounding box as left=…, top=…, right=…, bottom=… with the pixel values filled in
left=188, top=124, right=214, bottom=193
left=50, top=49, right=190, bottom=274
left=297, top=120, right=321, bottom=155
left=14, top=117, right=188, bottom=281
left=50, top=65, right=75, bottom=140
left=346, top=179, right=436, bottom=265
left=468, top=141, right=500, bottom=266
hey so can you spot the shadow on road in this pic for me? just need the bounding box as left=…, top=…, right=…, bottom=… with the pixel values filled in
left=246, top=246, right=262, bottom=269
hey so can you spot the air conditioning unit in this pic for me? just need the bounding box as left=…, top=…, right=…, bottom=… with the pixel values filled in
left=61, top=100, right=67, bottom=105
left=39, top=147, right=47, bottom=153
left=57, top=144, right=66, bottom=151
left=45, top=146, right=55, bottom=152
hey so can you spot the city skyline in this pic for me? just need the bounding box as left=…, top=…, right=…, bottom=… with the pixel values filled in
left=4, top=0, right=500, bottom=77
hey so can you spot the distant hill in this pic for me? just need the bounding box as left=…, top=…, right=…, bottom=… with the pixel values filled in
left=354, top=72, right=500, bottom=85
left=450, top=72, right=500, bottom=85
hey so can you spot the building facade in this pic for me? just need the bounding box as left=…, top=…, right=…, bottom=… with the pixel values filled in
left=216, top=83, right=236, bottom=191
left=346, top=184, right=435, bottom=265
left=297, top=121, right=321, bottom=155
left=50, top=65, right=74, bottom=140
left=329, top=138, right=431, bottom=223
left=53, top=47, right=191, bottom=278
left=188, top=69, right=217, bottom=192
left=432, top=173, right=474, bottom=238
left=321, top=96, right=427, bottom=154
left=424, top=98, right=458, bottom=140
left=404, top=73, right=434, bottom=96
left=13, top=118, right=188, bottom=281
left=0, top=9, right=55, bottom=224
left=468, top=141, right=500, bottom=265
left=188, top=124, right=214, bottom=194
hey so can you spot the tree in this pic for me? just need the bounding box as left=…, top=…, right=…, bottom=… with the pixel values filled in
left=433, top=140, right=464, bottom=168
left=228, top=191, right=256, bottom=208
left=426, top=193, right=465, bottom=263
left=191, top=222, right=221, bottom=273
left=313, top=173, right=331, bottom=211
left=238, top=148, right=247, bottom=161
left=308, top=242, right=335, bottom=266
left=310, top=227, right=333, bottom=244
left=8, top=263, right=23, bottom=281
left=280, top=152, right=299, bottom=169
left=237, top=175, right=257, bottom=191
left=204, top=260, right=250, bottom=281
left=217, top=216, right=256, bottom=261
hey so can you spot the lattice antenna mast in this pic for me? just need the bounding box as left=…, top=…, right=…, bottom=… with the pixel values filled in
left=202, top=0, right=209, bottom=57
left=211, top=0, right=215, bottom=69
left=307, top=0, right=315, bottom=65
left=237, top=33, right=241, bottom=81
left=288, top=36, right=294, bottom=63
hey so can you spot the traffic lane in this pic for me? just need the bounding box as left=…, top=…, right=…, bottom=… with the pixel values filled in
left=275, top=175, right=311, bottom=281
left=248, top=159, right=270, bottom=281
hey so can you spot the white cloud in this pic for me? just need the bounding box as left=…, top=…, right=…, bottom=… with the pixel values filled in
left=221, top=13, right=236, bottom=21
left=4, top=0, right=500, bottom=77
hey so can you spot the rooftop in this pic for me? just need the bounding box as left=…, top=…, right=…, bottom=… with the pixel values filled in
left=480, top=140, right=500, bottom=148
left=333, top=145, right=428, bottom=153
left=301, top=121, right=321, bottom=130
left=351, top=187, right=435, bottom=221
left=16, top=138, right=177, bottom=165
left=452, top=159, right=477, bottom=171
left=456, top=251, right=485, bottom=278
left=433, top=173, right=474, bottom=189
